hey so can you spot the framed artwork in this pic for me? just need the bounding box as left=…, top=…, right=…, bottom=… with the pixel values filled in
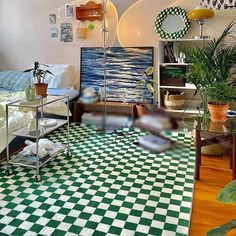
left=65, top=4, right=74, bottom=18
left=50, top=27, right=58, bottom=38
left=80, top=47, right=154, bottom=103
left=61, top=23, right=73, bottom=42
left=201, top=0, right=236, bottom=9
left=49, top=14, right=56, bottom=24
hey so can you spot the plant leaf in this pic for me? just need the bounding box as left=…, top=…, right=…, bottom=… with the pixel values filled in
left=147, top=83, right=155, bottom=93
left=217, top=180, right=236, bottom=203
left=146, top=66, right=154, bottom=76
left=136, top=80, right=146, bottom=86
left=207, top=219, right=236, bottom=236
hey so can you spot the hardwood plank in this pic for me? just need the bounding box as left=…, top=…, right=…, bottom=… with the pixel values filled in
left=190, top=154, right=236, bottom=236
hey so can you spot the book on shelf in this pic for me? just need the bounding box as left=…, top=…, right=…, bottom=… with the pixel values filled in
left=164, top=42, right=176, bottom=63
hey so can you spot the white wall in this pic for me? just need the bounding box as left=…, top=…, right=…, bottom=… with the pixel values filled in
left=0, top=0, right=235, bottom=85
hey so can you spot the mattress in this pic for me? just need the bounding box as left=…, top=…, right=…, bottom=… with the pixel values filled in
left=47, top=88, right=79, bottom=101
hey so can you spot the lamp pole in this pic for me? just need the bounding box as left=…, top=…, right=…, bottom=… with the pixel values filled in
left=101, top=0, right=109, bottom=132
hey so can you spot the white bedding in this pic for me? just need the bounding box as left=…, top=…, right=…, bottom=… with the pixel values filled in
left=0, top=91, right=70, bottom=154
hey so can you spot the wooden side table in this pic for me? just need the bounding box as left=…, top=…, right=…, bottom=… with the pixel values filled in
left=73, top=101, right=138, bottom=122
left=194, top=117, right=236, bottom=180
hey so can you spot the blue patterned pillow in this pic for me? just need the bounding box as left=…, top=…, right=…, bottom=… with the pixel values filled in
left=0, top=71, right=32, bottom=92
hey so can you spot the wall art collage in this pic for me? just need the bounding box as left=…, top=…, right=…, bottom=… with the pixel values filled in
left=200, top=0, right=236, bottom=9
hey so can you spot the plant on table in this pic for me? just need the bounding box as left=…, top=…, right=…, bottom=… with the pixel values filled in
left=184, top=21, right=236, bottom=120
left=206, top=82, right=236, bottom=122
left=135, top=66, right=156, bottom=116
left=24, top=62, right=53, bottom=98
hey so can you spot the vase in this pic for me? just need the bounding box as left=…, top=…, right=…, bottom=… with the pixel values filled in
left=34, top=83, right=48, bottom=98
left=208, top=103, right=229, bottom=122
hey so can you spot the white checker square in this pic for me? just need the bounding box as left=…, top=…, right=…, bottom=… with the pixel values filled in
left=39, top=226, right=55, bottom=236
left=1, top=225, right=16, bottom=235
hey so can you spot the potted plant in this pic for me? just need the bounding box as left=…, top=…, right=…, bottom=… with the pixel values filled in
left=135, top=66, right=156, bottom=117
left=24, top=62, right=53, bottom=98
left=184, top=21, right=236, bottom=118
left=206, top=82, right=236, bottom=122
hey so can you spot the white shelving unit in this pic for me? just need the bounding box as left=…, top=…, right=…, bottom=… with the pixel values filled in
left=157, top=38, right=209, bottom=115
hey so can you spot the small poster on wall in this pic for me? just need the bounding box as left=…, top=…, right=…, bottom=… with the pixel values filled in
left=51, top=27, right=58, bottom=38
left=65, top=4, right=74, bottom=18
left=61, top=23, right=73, bottom=42
left=201, top=0, right=236, bottom=9
left=49, top=14, right=56, bottom=24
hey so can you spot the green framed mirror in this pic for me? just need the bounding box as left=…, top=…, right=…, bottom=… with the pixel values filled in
left=155, top=6, right=191, bottom=39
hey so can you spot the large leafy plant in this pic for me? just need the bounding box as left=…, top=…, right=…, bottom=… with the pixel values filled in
left=207, top=180, right=236, bottom=236
left=24, top=62, right=53, bottom=84
left=135, top=66, right=156, bottom=103
left=206, top=82, right=236, bottom=105
left=184, top=21, right=236, bottom=114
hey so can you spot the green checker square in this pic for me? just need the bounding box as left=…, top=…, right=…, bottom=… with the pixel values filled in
left=144, top=206, right=156, bottom=213
left=54, top=200, right=65, bottom=207
left=43, top=211, right=55, bottom=219
left=7, top=210, right=20, bottom=218
left=5, top=202, right=17, bottom=209
left=102, top=197, right=113, bottom=205
left=3, top=195, right=14, bottom=202
left=136, top=198, right=147, bottom=205
left=116, top=194, right=126, bottom=201
left=85, top=220, right=99, bottom=230
left=180, top=206, right=191, bottom=214
left=153, top=214, right=166, bottom=222
left=164, top=223, right=177, bottom=232
left=139, top=217, right=152, bottom=226
left=94, top=208, right=106, bottom=216
left=108, top=226, right=122, bottom=235
left=0, top=223, right=6, bottom=231
left=83, top=193, right=94, bottom=200
left=108, top=205, right=120, bottom=212
left=88, top=200, right=100, bottom=208
left=46, top=219, right=61, bottom=228
left=116, top=212, right=129, bottom=221
left=74, top=204, right=86, bottom=212
left=68, top=197, right=80, bottom=204
left=51, top=229, right=67, bottom=236
left=68, top=225, right=83, bottom=234
left=167, top=210, right=179, bottom=218
left=9, top=218, right=23, bottom=227
left=64, top=216, right=77, bottom=224
left=12, top=228, right=27, bottom=236
left=30, top=224, right=44, bottom=233
left=64, top=190, right=74, bottom=196
left=179, top=219, right=189, bottom=227
left=148, top=227, right=162, bottom=236
left=58, top=207, right=71, bottom=215
left=122, top=201, right=134, bottom=209
left=130, top=209, right=142, bottom=217
left=79, top=212, right=92, bottom=220
left=124, top=222, right=138, bottom=231
left=101, top=216, right=114, bottom=225
left=39, top=203, right=51, bottom=210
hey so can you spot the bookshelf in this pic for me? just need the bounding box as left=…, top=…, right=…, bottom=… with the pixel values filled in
left=157, top=38, right=210, bottom=115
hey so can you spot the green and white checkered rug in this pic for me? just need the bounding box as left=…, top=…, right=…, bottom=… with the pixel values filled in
left=0, top=124, right=195, bottom=236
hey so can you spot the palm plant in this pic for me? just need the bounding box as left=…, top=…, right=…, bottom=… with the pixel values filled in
left=184, top=21, right=236, bottom=115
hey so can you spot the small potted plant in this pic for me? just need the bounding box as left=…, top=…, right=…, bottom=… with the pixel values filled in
left=206, top=82, right=236, bottom=122
left=24, top=62, right=53, bottom=98
left=135, top=66, right=156, bottom=117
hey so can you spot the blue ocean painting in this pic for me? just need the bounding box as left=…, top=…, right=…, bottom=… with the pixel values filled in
left=80, top=47, right=154, bottom=103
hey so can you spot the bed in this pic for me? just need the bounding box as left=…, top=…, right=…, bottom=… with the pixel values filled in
left=0, top=64, right=79, bottom=154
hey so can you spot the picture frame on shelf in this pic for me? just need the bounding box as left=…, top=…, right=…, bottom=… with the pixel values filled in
left=65, top=4, right=74, bottom=18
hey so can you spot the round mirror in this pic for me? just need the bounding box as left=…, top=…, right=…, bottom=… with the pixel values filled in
left=155, top=6, right=191, bottom=39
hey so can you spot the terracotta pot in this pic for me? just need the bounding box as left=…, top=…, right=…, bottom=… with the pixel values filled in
left=34, top=83, right=48, bottom=98
left=136, top=105, right=147, bottom=118
left=208, top=103, right=229, bottom=122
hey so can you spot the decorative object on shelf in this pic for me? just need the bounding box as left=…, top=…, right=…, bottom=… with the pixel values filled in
left=164, top=42, right=176, bottom=63
left=188, top=5, right=215, bottom=39
left=57, top=7, right=62, bottom=19
left=61, top=23, right=73, bottom=42
left=160, top=66, right=186, bottom=87
left=77, top=22, right=88, bottom=39
left=24, top=62, right=53, bottom=98
left=164, top=90, right=185, bottom=110
left=50, top=27, right=58, bottom=38
left=88, top=23, right=95, bottom=30
left=155, top=6, right=191, bottom=39
left=79, top=87, right=98, bottom=104
left=76, top=1, right=103, bottom=22
left=178, top=52, right=186, bottom=64
left=183, top=21, right=236, bottom=118
left=49, top=14, right=56, bottom=24
left=206, top=82, right=236, bottom=122
left=135, top=66, right=156, bottom=117
left=201, top=0, right=236, bottom=10
left=65, top=4, right=74, bottom=18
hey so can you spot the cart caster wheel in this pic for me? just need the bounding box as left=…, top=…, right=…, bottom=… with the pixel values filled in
left=35, top=175, right=42, bottom=182
left=5, top=169, right=12, bottom=176
left=67, top=152, right=72, bottom=158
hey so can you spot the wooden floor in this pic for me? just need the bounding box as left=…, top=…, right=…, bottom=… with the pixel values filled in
left=190, top=154, right=236, bottom=236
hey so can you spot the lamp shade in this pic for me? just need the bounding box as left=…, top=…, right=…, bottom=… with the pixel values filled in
left=188, top=7, right=214, bottom=20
